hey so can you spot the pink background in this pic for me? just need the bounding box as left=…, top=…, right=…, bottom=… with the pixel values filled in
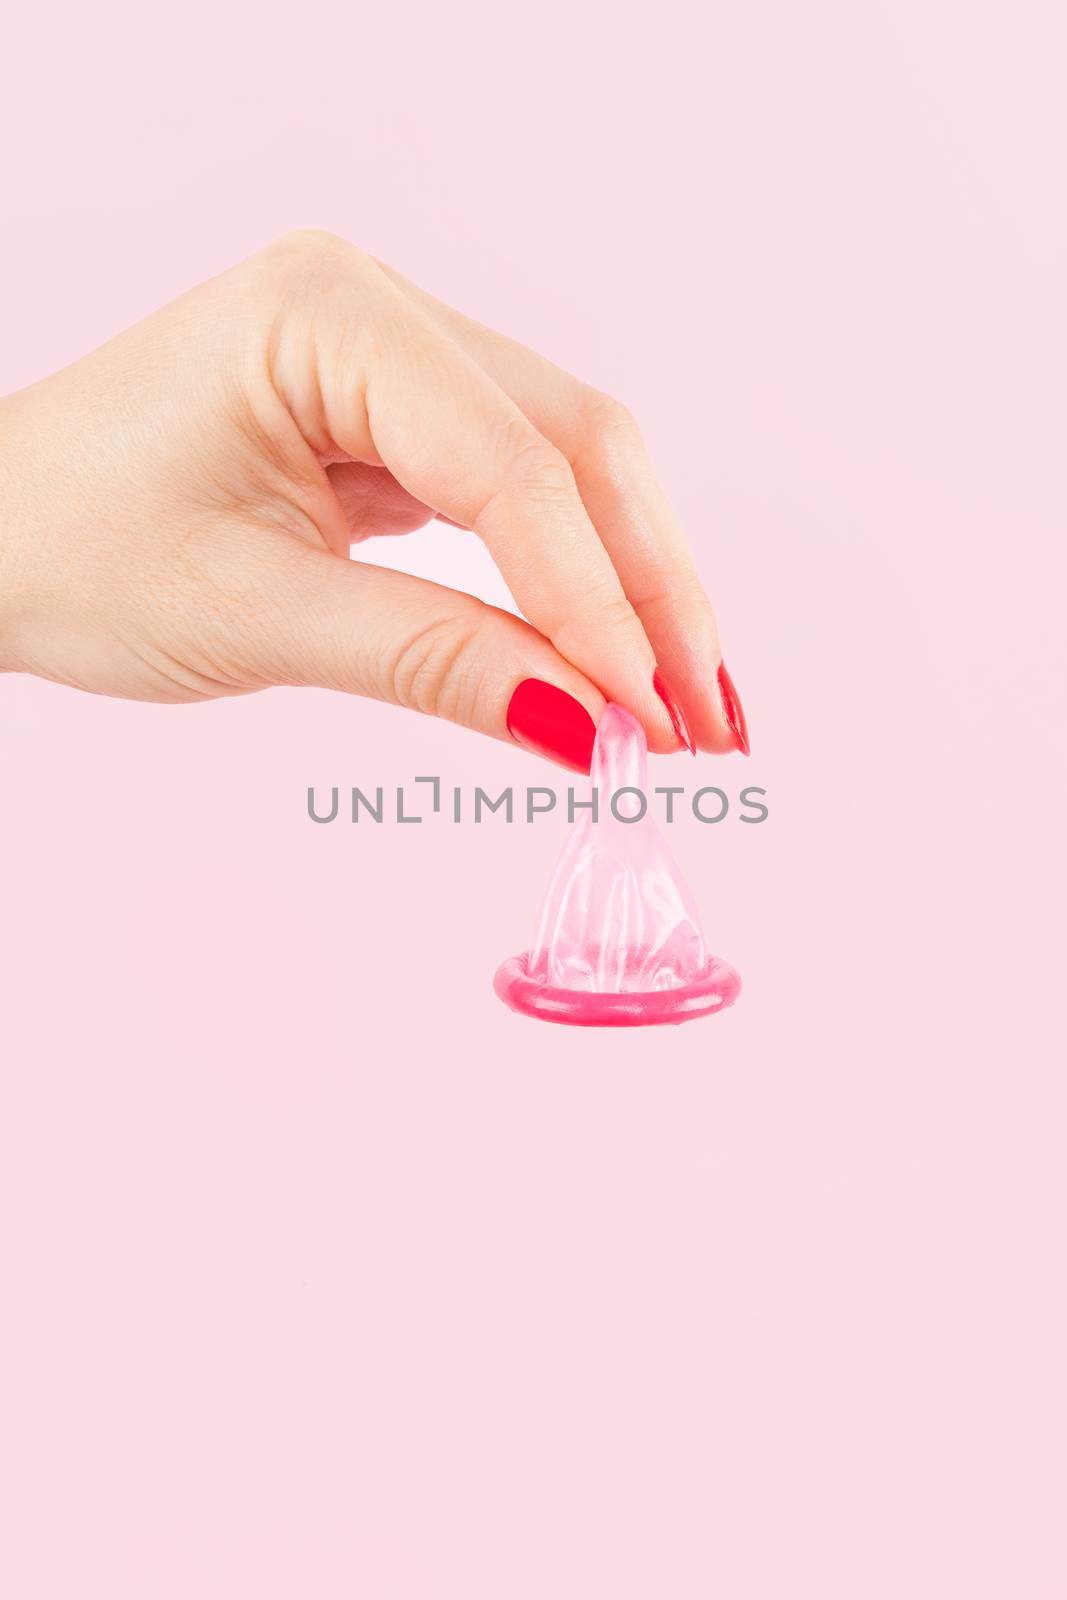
left=2, top=3, right=1065, bottom=1595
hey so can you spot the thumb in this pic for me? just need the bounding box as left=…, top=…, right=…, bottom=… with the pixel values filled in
left=240, top=544, right=606, bottom=773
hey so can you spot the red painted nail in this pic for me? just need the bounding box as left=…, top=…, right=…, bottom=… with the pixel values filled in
left=653, top=669, right=696, bottom=755
left=506, top=679, right=597, bottom=773
left=717, top=661, right=750, bottom=754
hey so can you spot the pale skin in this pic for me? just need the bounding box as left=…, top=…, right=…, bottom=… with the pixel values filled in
left=0, top=230, right=744, bottom=765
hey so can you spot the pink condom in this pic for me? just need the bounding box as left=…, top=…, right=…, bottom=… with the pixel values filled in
left=494, top=703, right=741, bottom=1027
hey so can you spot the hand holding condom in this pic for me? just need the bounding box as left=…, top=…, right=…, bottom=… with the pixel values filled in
left=0, top=231, right=748, bottom=772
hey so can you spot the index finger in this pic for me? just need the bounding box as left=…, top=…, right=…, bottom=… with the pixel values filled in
left=372, top=260, right=749, bottom=755
left=278, top=244, right=680, bottom=749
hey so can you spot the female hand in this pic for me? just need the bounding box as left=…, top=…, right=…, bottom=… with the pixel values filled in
left=0, top=231, right=748, bottom=772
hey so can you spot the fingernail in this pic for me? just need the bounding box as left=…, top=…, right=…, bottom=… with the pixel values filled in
left=653, top=669, right=696, bottom=755
left=717, top=661, right=750, bottom=754
left=506, top=679, right=597, bottom=773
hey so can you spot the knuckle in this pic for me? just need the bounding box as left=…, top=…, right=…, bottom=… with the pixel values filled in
left=473, top=422, right=577, bottom=527
left=391, top=610, right=484, bottom=720
left=592, top=589, right=643, bottom=636
left=554, top=587, right=642, bottom=657
left=575, top=389, right=644, bottom=469
left=503, top=432, right=576, bottom=500
left=260, top=229, right=368, bottom=290
left=270, top=227, right=348, bottom=260
left=584, top=389, right=638, bottom=433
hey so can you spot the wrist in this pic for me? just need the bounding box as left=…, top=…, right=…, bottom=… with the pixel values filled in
left=0, top=390, right=38, bottom=674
